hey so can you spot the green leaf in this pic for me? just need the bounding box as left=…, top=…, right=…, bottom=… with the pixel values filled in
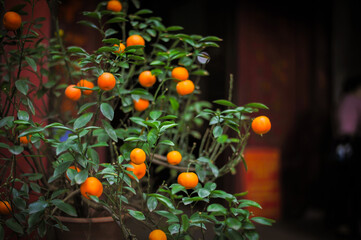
left=9, top=145, right=24, bottom=155
left=198, top=188, right=211, bottom=198
left=182, top=196, right=206, bottom=205
left=156, top=210, right=178, bottom=223
left=51, top=199, right=77, bottom=217
left=200, top=36, right=223, bottom=42
left=166, top=26, right=184, bottom=31
left=25, top=56, right=37, bottom=72
left=74, top=170, right=88, bottom=184
left=77, top=102, right=97, bottom=114
left=78, top=20, right=99, bottom=30
left=251, top=217, right=275, bottom=226
left=191, top=69, right=209, bottom=76
left=67, top=46, right=87, bottom=54
left=244, top=230, right=259, bottom=240
left=150, top=110, right=162, bottom=120
left=147, top=196, right=158, bottom=212
left=48, top=161, right=72, bottom=183
left=51, top=189, right=67, bottom=199
left=27, top=97, right=35, bottom=115
left=149, top=194, right=175, bottom=210
left=134, top=9, right=152, bottom=15
left=208, top=162, right=219, bottom=177
left=147, top=128, right=158, bottom=146
left=15, top=80, right=29, bottom=95
left=29, top=200, right=48, bottom=214
left=244, top=102, right=269, bottom=110
left=207, top=203, right=227, bottom=215
left=239, top=199, right=262, bottom=209
left=97, top=46, right=115, bottom=53
left=150, top=60, right=165, bottom=66
left=210, top=190, right=235, bottom=202
left=100, top=103, right=114, bottom=121
left=226, top=217, right=242, bottom=231
left=213, top=125, right=223, bottom=138
left=169, top=96, right=179, bottom=111
left=102, top=120, right=118, bottom=142
left=74, top=112, right=93, bottom=130
left=18, top=110, right=29, bottom=121
left=0, top=116, right=14, bottom=128
left=195, top=164, right=206, bottom=183
left=128, top=209, right=146, bottom=221
left=181, top=214, right=189, bottom=232
left=213, top=99, right=237, bottom=107
left=30, top=182, right=41, bottom=193
left=5, top=218, right=23, bottom=234
left=159, top=140, right=175, bottom=146
left=105, top=28, right=118, bottom=37
left=168, top=223, right=180, bottom=235
left=170, top=184, right=186, bottom=195
left=106, top=17, right=127, bottom=24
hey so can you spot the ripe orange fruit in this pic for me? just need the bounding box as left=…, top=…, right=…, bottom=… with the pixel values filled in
left=113, top=43, right=126, bottom=53
left=176, top=80, right=195, bottom=96
left=106, top=0, right=122, bottom=12
left=126, top=35, right=145, bottom=47
left=77, top=79, right=94, bottom=95
left=65, top=166, right=81, bottom=181
left=133, top=98, right=149, bottom=112
left=167, top=151, right=182, bottom=165
left=98, top=72, right=116, bottom=91
left=149, top=229, right=167, bottom=240
left=171, top=67, right=189, bottom=81
left=177, top=172, right=199, bottom=189
left=130, top=148, right=146, bottom=165
left=3, top=11, right=22, bottom=31
left=251, top=116, right=271, bottom=135
left=19, top=135, right=31, bottom=144
left=126, top=162, right=146, bottom=180
left=0, top=201, right=11, bottom=215
left=139, top=70, right=156, bottom=88
left=65, top=84, right=81, bottom=101
left=80, top=177, right=103, bottom=199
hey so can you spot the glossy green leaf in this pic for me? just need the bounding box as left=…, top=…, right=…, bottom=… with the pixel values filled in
left=9, top=145, right=24, bottom=155
left=18, top=110, right=29, bottom=121
left=213, top=99, right=237, bottom=107
left=181, top=214, right=189, bottom=232
left=5, top=218, right=23, bottom=234
left=51, top=199, right=77, bottom=217
left=74, top=113, right=93, bottom=130
left=100, top=103, right=114, bottom=121
left=15, top=80, right=29, bottom=95
left=147, top=196, right=158, bottom=212
left=213, top=125, right=223, bottom=138
left=244, top=102, right=269, bottom=110
left=226, top=217, right=242, bottom=231
left=102, top=120, right=117, bottom=142
left=207, top=203, right=227, bottom=215
left=128, top=209, right=146, bottom=221
left=251, top=217, right=275, bottom=226
left=74, top=170, right=88, bottom=184
left=25, top=56, right=37, bottom=72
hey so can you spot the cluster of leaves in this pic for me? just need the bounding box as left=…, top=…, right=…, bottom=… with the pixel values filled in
left=0, top=1, right=273, bottom=239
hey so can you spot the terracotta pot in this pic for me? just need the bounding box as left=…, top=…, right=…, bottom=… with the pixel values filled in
left=46, top=216, right=122, bottom=240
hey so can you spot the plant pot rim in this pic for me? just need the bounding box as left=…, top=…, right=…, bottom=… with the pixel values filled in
left=55, top=215, right=115, bottom=223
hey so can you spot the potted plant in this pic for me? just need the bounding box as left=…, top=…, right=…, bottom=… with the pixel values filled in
left=0, top=0, right=274, bottom=239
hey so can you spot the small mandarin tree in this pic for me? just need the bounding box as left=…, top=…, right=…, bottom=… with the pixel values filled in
left=0, top=0, right=274, bottom=239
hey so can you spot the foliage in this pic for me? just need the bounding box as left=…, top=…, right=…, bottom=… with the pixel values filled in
left=0, top=0, right=273, bottom=239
